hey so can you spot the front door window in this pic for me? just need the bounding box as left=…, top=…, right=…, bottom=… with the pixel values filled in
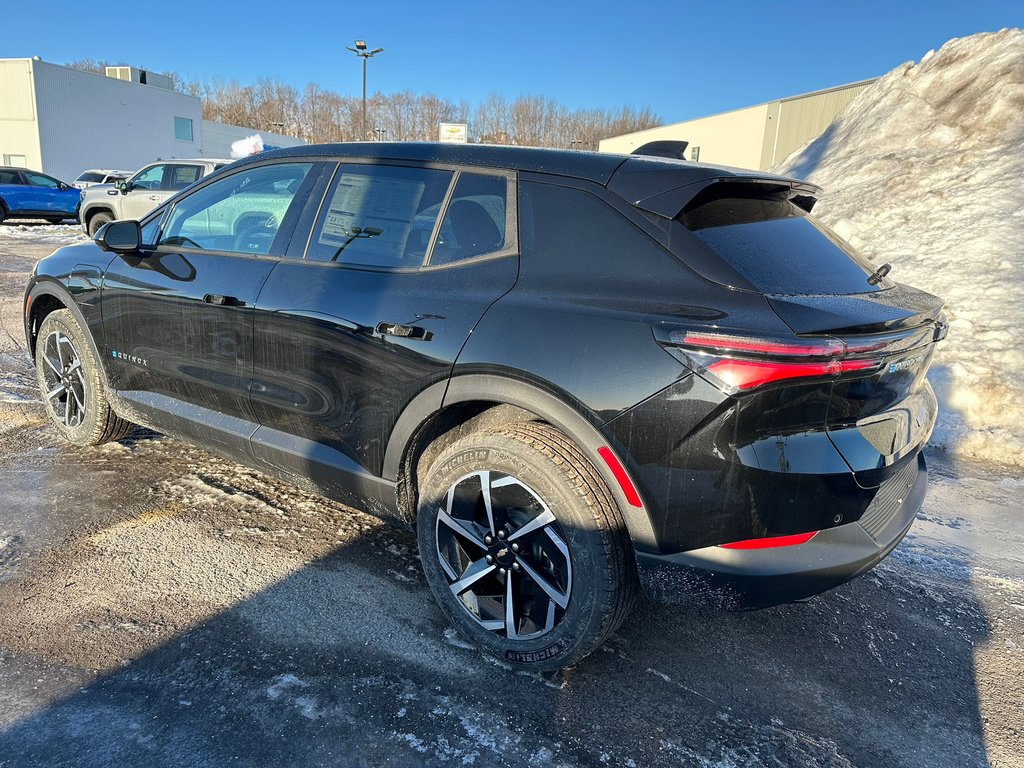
left=160, top=162, right=313, bottom=255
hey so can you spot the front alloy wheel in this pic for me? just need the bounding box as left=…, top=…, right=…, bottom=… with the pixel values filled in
left=34, top=308, right=135, bottom=446
left=39, top=330, right=87, bottom=428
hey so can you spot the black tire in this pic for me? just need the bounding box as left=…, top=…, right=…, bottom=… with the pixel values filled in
left=417, top=422, right=637, bottom=671
left=0, top=204, right=6, bottom=226
left=35, top=309, right=135, bottom=446
left=87, top=211, right=114, bottom=237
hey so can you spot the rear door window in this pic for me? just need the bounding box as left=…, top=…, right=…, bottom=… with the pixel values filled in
left=684, top=194, right=887, bottom=295
left=306, top=164, right=453, bottom=268
left=0, top=170, right=22, bottom=185
left=429, top=172, right=513, bottom=266
left=165, top=164, right=204, bottom=191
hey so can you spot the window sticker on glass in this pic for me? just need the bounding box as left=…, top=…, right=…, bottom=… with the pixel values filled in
left=319, top=173, right=426, bottom=261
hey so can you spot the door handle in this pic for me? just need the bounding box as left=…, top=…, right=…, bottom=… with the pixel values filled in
left=148, top=195, right=160, bottom=201
left=376, top=321, right=430, bottom=340
left=203, top=294, right=244, bottom=307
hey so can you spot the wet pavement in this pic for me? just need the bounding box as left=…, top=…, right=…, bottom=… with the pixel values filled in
left=1, top=224, right=1022, bottom=767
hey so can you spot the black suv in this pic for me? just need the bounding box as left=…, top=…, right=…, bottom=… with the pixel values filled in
left=24, top=143, right=945, bottom=670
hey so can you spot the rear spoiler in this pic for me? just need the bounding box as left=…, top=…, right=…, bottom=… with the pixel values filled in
left=631, top=140, right=689, bottom=160
left=606, top=156, right=821, bottom=218
left=642, top=177, right=823, bottom=219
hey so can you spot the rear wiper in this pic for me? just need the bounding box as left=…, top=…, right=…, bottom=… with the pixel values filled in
left=867, top=262, right=892, bottom=286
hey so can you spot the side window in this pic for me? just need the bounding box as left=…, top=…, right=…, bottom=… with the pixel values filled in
left=131, top=165, right=165, bottom=191
left=430, top=173, right=511, bottom=266
left=159, top=162, right=312, bottom=255
left=307, top=164, right=453, bottom=267
left=24, top=172, right=61, bottom=189
left=0, top=170, right=22, bottom=185
left=140, top=214, right=163, bottom=247
left=165, top=165, right=203, bottom=191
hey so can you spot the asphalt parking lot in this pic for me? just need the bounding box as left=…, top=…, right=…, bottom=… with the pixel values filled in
left=1, top=224, right=1022, bottom=767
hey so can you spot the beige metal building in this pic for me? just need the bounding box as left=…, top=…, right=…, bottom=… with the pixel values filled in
left=599, top=78, right=876, bottom=171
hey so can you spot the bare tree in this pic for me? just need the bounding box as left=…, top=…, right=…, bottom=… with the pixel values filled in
left=64, top=61, right=662, bottom=147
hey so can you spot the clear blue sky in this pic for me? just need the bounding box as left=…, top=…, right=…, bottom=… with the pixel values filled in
left=6, top=0, right=1022, bottom=123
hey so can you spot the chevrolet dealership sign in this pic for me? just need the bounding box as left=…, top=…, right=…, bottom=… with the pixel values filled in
left=439, top=123, right=468, bottom=143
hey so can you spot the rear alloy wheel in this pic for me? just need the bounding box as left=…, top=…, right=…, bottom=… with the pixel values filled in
left=87, top=211, right=113, bottom=237
left=417, top=423, right=636, bottom=670
left=35, top=309, right=135, bottom=446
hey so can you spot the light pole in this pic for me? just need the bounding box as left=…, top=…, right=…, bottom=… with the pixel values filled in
left=346, top=40, right=384, bottom=141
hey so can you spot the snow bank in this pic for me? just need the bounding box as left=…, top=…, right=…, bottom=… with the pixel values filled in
left=0, top=223, right=87, bottom=246
left=230, top=134, right=265, bottom=158
left=775, top=29, right=1024, bottom=468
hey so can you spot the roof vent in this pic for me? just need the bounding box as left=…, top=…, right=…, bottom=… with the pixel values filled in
left=631, top=140, right=689, bottom=160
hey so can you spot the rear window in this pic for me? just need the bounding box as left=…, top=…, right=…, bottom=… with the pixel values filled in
left=76, top=171, right=105, bottom=183
left=684, top=195, right=887, bottom=296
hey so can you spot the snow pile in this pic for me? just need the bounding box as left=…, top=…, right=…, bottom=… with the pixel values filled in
left=0, top=223, right=87, bottom=246
left=775, top=29, right=1024, bottom=467
left=230, top=134, right=265, bottom=158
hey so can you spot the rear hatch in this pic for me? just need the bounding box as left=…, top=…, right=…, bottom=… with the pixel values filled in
left=670, top=180, right=946, bottom=487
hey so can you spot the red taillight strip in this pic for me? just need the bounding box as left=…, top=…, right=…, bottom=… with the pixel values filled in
left=681, top=332, right=844, bottom=358
left=719, top=531, right=818, bottom=549
left=706, top=358, right=878, bottom=390
left=597, top=447, right=643, bottom=508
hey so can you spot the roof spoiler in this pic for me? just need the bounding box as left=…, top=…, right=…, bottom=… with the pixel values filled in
left=631, top=140, right=689, bottom=160
left=635, top=177, right=822, bottom=218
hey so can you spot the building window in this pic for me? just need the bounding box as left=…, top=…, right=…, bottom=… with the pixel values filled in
left=3, top=154, right=27, bottom=167
left=690, top=146, right=700, bottom=162
left=174, top=117, right=194, bottom=142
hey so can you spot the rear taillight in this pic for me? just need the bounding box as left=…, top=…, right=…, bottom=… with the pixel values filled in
left=657, top=329, right=886, bottom=393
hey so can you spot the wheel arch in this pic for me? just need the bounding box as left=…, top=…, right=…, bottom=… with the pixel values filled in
left=385, top=373, right=659, bottom=552
left=26, top=281, right=109, bottom=391
left=83, top=205, right=116, bottom=225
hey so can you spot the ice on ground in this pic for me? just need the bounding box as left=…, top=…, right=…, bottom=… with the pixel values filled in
left=0, top=223, right=87, bottom=247
left=774, top=29, right=1024, bottom=467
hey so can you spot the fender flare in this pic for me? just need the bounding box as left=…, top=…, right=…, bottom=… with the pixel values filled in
left=26, top=279, right=112, bottom=391
left=383, top=373, right=659, bottom=551
left=82, top=204, right=117, bottom=225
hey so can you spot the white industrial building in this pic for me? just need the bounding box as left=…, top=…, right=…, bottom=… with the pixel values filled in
left=0, top=58, right=304, bottom=183
left=599, top=78, right=876, bottom=171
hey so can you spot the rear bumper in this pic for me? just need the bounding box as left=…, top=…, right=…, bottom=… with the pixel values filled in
left=637, top=452, right=927, bottom=609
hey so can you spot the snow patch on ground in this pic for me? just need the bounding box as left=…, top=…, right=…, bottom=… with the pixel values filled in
left=775, top=29, right=1024, bottom=467
left=0, top=223, right=87, bottom=247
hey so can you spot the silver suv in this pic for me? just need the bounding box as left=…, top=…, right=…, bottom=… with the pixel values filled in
left=79, top=158, right=230, bottom=236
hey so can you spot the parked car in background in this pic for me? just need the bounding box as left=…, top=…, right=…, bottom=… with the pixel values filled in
left=0, top=167, right=81, bottom=224
left=26, top=142, right=946, bottom=670
left=71, top=169, right=132, bottom=190
left=78, top=158, right=230, bottom=236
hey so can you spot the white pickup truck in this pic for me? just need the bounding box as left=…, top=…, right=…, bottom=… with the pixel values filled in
left=79, top=158, right=230, bottom=236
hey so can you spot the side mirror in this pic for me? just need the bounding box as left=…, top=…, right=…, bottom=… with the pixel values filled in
left=95, top=220, right=142, bottom=253
left=58, top=182, right=68, bottom=191
left=116, top=179, right=131, bottom=194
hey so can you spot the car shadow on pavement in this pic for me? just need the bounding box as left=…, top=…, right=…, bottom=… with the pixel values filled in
left=0, top=435, right=999, bottom=768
